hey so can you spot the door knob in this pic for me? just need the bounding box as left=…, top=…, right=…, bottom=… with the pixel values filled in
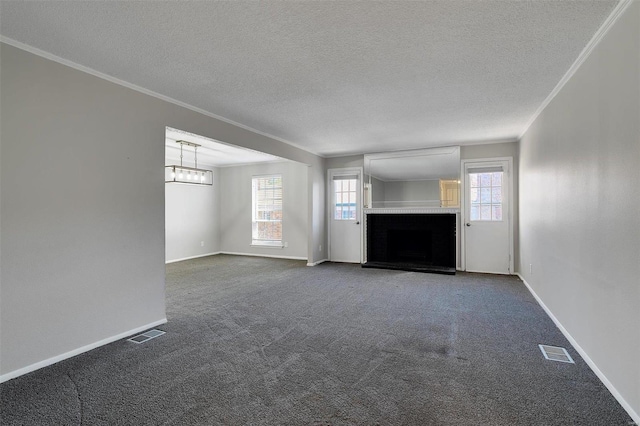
left=466, top=223, right=471, bottom=226
left=355, top=221, right=360, bottom=225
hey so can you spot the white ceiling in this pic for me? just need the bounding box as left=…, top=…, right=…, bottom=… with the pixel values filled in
left=165, top=127, right=281, bottom=167
left=0, top=1, right=618, bottom=157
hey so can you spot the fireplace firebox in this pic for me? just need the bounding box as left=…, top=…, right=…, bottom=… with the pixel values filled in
left=363, top=213, right=456, bottom=274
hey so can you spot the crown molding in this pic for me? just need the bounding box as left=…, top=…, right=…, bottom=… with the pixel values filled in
left=0, top=36, right=323, bottom=158
left=454, top=137, right=520, bottom=147
left=518, top=0, right=635, bottom=140
left=323, top=138, right=519, bottom=159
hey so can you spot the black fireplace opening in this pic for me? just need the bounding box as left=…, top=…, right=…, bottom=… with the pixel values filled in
left=364, top=213, right=456, bottom=274
left=388, top=230, right=432, bottom=263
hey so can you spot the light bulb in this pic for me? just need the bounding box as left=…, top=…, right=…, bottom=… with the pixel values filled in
left=179, top=170, right=184, bottom=179
left=187, top=172, right=192, bottom=180
left=201, top=173, right=205, bottom=182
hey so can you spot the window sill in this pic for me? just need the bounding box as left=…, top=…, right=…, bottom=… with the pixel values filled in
left=251, top=241, right=283, bottom=249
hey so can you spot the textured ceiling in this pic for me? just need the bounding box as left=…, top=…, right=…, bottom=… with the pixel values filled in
left=0, top=1, right=618, bottom=156
left=165, top=127, right=282, bottom=167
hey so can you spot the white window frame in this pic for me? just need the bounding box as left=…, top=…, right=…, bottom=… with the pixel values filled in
left=332, top=176, right=359, bottom=221
left=467, top=168, right=504, bottom=222
left=251, top=174, right=283, bottom=248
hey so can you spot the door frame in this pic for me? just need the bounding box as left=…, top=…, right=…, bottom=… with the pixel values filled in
left=460, top=157, right=514, bottom=273
left=327, top=167, right=364, bottom=263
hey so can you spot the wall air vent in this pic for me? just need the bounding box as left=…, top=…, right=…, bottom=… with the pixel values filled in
left=128, top=329, right=165, bottom=344
left=538, top=344, right=574, bottom=363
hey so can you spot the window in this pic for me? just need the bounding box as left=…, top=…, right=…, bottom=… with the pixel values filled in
left=469, top=171, right=502, bottom=221
left=252, top=175, right=282, bottom=246
left=333, top=177, right=357, bottom=220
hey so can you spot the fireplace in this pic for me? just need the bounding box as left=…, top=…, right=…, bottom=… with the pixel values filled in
left=363, top=213, right=456, bottom=274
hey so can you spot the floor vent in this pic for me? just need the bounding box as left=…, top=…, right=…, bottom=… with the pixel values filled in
left=539, top=344, right=574, bottom=363
left=128, top=329, right=165, bottom=344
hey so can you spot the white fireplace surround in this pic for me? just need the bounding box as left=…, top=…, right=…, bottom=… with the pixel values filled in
left=364, top=207, right=460, bottom=215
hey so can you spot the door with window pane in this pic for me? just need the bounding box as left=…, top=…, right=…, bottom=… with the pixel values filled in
left=329, top=169, right=361, bottom=263
left=464, top=160, right=511, bottom=274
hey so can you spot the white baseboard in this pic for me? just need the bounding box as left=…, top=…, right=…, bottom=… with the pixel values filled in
left=0, top=318, right=168, bottom=384
left=221, top=251, right=306, bottom=261
left=165, top=252, right=221, bottom=264
left=466, top=269, right=511, bottom=275
left=307, top=259, right=329, bottom=266
left=517, top=273, right=639, bottom=424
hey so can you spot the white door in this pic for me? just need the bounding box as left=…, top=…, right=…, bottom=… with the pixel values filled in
left=329, top=169, right=362, bottom=263
left=463, top=159, right=512, bottom=274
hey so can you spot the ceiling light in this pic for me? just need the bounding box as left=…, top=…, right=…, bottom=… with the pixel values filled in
left=165, top=140, right=213, bottom=185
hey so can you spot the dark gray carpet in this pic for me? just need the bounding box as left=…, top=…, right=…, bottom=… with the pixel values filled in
left=1, top=255, right=633, bottom=425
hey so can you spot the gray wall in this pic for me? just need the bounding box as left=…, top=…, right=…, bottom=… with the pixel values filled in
left=460, top=142, right=518, bottom=160
left=0, top=43, right=166, bottom=376
left=165, top=167, right=220, bottom=262
left=518, top=1, right=639, bottom=419
left=0, top=43, right=325, bottom=379
left=325, top=155, right=364, bottom=170
left=219, top=161, right=308, bottom=259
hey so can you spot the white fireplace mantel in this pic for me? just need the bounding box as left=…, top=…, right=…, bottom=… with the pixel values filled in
left=364, top=207, right=460, bottom=215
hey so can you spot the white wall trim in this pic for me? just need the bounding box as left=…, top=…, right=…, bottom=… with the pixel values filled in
left=167, top=251, right=309, bottom=264
left=517, top=273, right=640, bottom=425
left=518, top=0, right=635, bottom=140
left=165, top=252, right=221, bottom=264
left=307, top=259, right=329, bottom=266
left=220, top=251, right=306, bottom=261
left=0, top=318, right=168, bottom=384
left=322, top=138, right=519, bottom=159
left=0, top=36, right=322, bottom=158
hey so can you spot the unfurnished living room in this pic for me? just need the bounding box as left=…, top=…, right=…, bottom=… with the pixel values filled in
left=0, top=1, right=638, bottom=425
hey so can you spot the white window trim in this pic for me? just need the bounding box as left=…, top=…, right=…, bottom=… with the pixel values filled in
left=468, top=169, right=505, bottom=222
left=332, top=175, right=359, bottom=221
left=251, top=240, right=283, bottom=248
left=251, top=174, right=283, bottom=247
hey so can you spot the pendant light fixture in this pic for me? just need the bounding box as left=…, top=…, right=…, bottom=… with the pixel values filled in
left=165, top=140, right=213, bottom=185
